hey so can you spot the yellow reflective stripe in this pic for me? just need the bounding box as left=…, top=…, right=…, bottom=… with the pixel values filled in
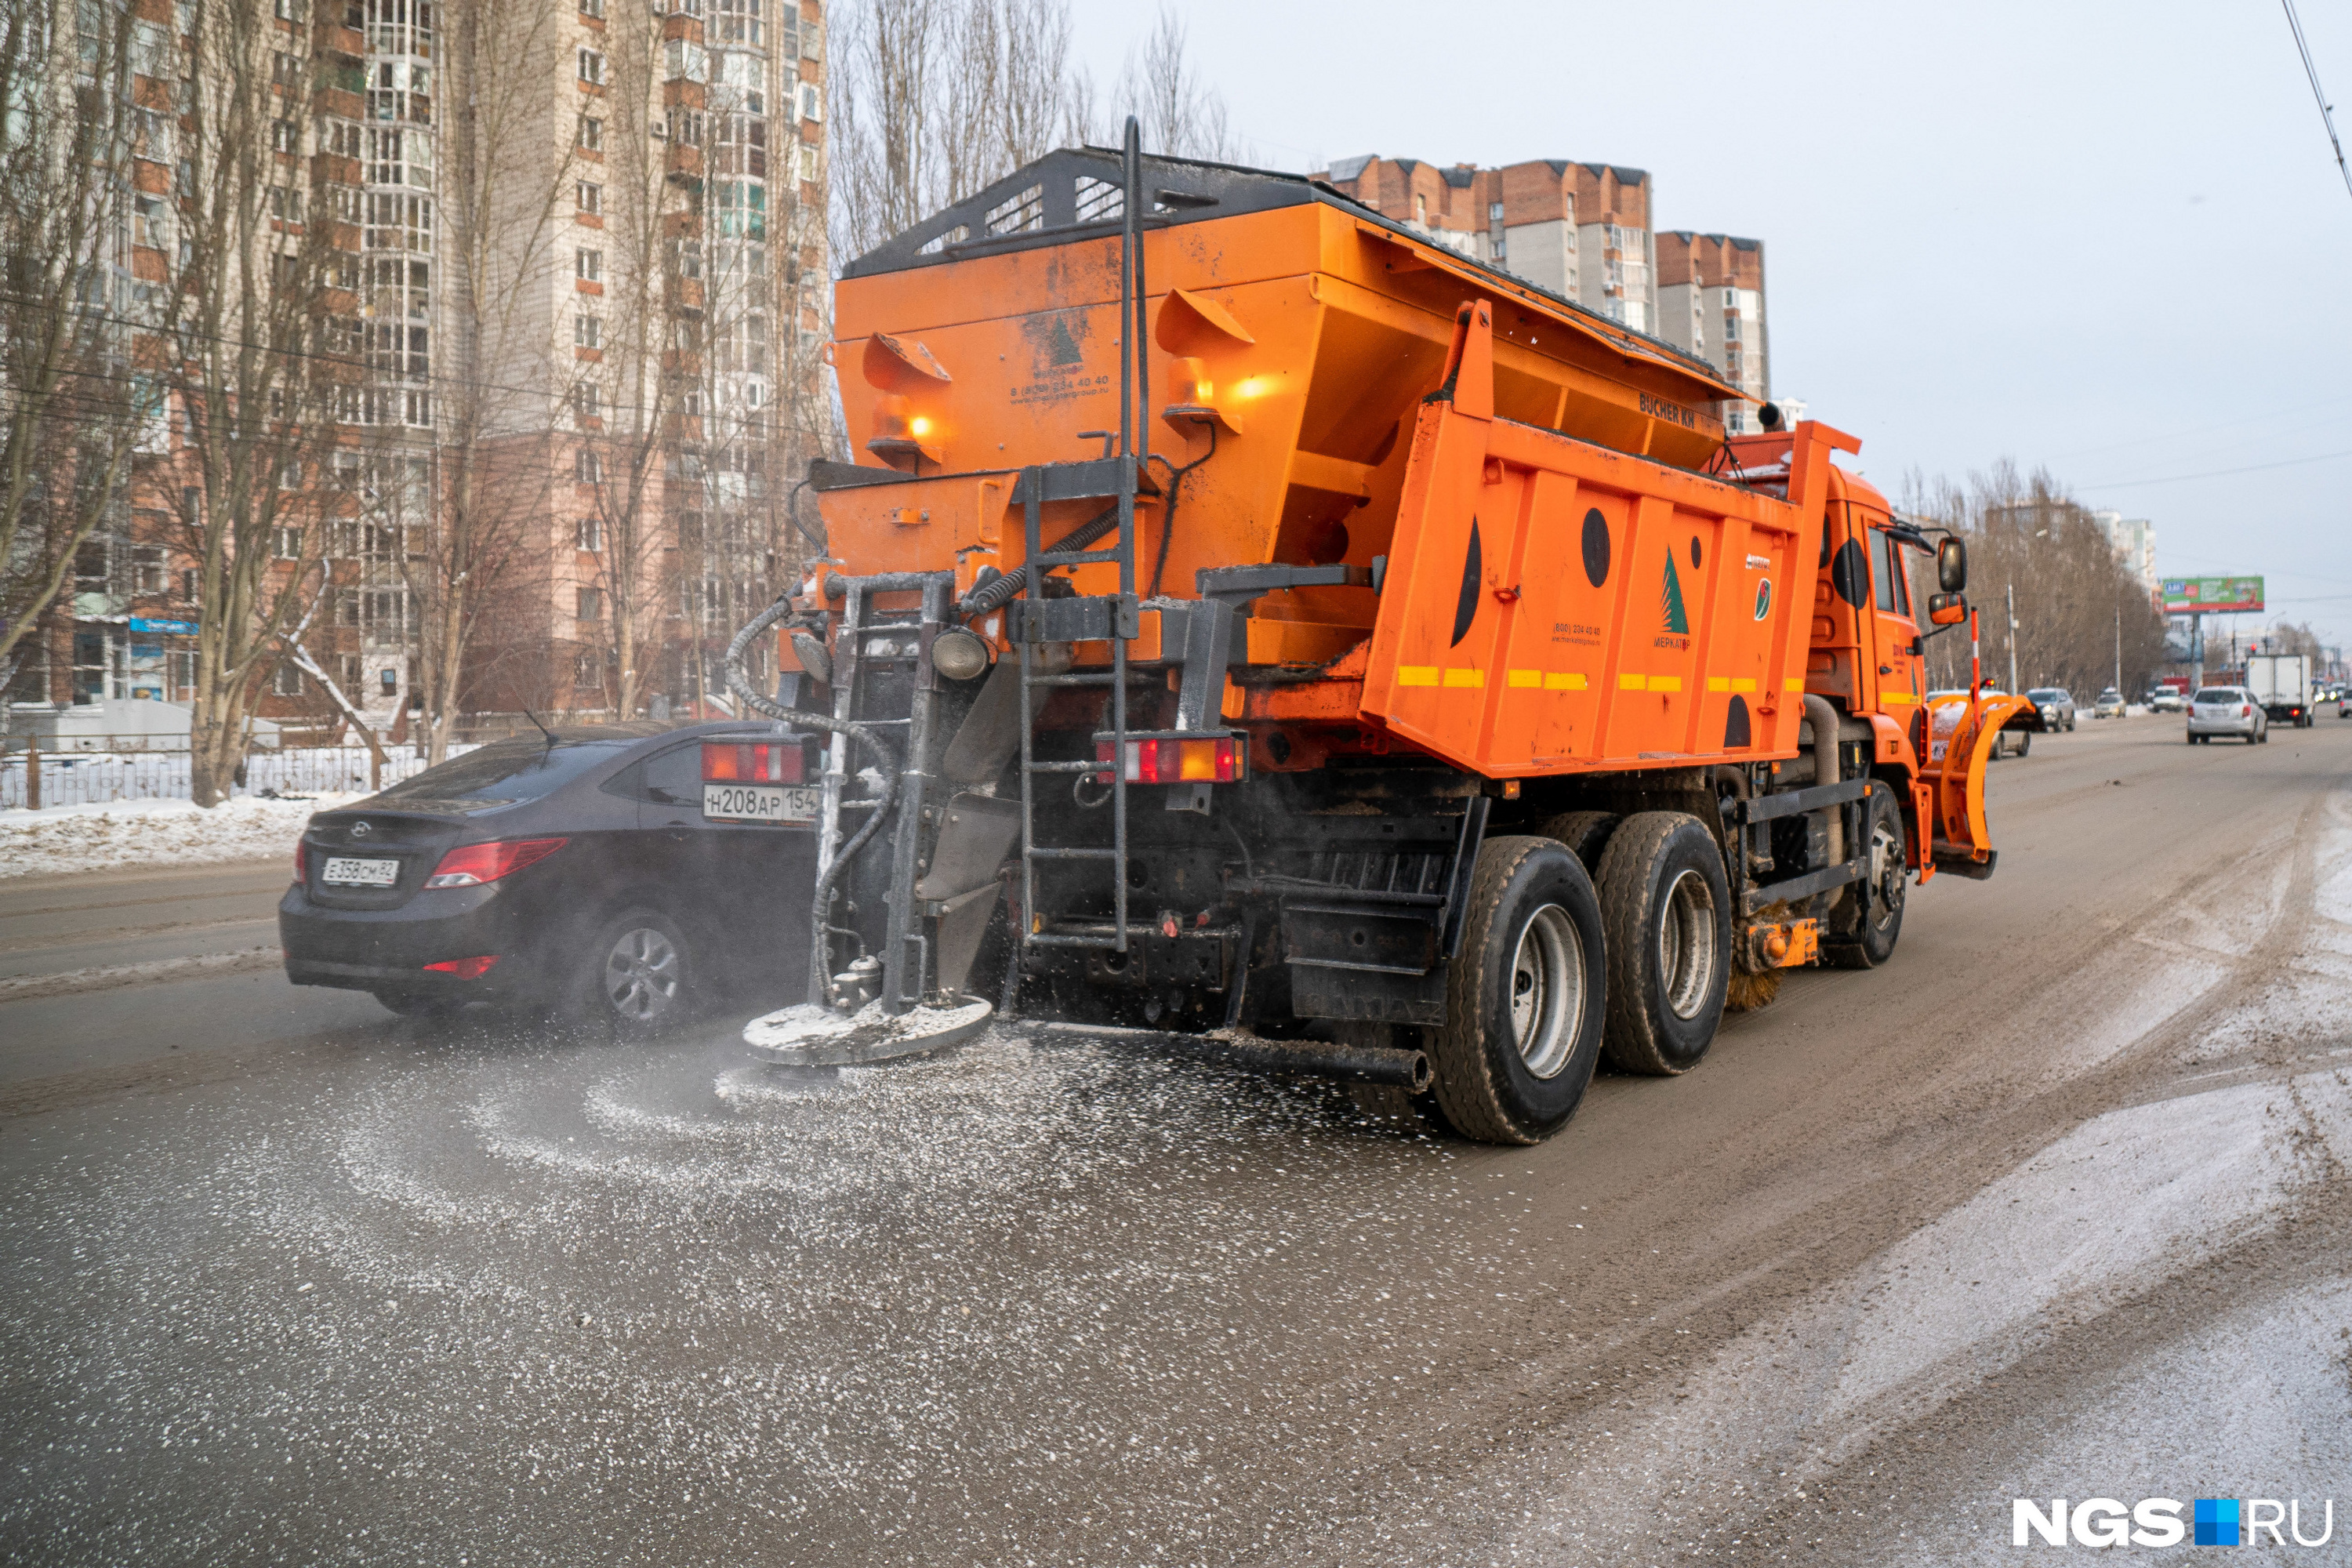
left=1508, top=668, right=1542, bottom=688
left=1443, top=668, right=1484, bottom=688
left=1651, top=675, right=1684, bottom=692
left=1880, top=692, right=1918, bottom=705
left=1732, top=677, right=1757, bottom=693
left=1399, top=666, right=1439, bottom=687
left=1544, top=672, right=1587, bottom=691
left=1785, top=677, right=1806, bottom=691
left=1619, top=673, right=1647, bottom=691
left=1707, top=676, right=1730, bottom=692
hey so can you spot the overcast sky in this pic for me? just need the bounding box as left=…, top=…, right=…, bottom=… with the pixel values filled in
left=1065, top=1, right=2352, bottom=655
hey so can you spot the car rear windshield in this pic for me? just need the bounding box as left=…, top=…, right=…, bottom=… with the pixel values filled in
left=371, top=735, right=640, bottom=808
left=2192, top=688, right=2238, bottom=703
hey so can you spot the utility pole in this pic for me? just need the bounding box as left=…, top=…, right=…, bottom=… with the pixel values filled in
left=2190, top=612, right=2204, bottom=691
left=2114, top=604, right=2122, bottom=695
left=2006, top=583, right=2020, bottom=693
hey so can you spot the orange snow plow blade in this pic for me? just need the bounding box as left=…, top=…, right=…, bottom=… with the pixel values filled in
left=1921, top=691, right=2031, bottom=879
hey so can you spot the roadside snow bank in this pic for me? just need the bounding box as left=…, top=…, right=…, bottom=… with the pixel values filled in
left=0, top=793, right=362, bottom=880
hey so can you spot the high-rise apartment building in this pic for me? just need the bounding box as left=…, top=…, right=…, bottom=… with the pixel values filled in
left=1655, top=232, right=1769, bottom=432
left=2089, top=510, right=2158, bottom=594
left=1315, top=157, right=1660, bottom=333
left=7, top=0, right=829, bottom=741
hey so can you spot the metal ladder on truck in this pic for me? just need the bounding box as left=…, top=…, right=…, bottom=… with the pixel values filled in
left=1008, top=118, right=1159, bottom=985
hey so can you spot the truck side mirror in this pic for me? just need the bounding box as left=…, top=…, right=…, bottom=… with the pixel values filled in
left=1927, top=593, right=1967, bottom=626
left=1937, top=538, right=1967, bottom=593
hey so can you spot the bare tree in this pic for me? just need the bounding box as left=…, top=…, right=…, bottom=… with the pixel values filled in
left=161, top=0, right=348, bottom=804
left=408, top=0, right=583, bottom=760
left=1114, top=5, right=1237, bottom=162
left=0, top=2, right=146, bottom=692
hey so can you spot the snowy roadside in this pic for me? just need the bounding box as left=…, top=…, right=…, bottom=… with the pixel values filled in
left=0, top=794, right=361, bottom=881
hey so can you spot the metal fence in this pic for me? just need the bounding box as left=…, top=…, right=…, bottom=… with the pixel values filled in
left=0, top=741, right=467, bottom=811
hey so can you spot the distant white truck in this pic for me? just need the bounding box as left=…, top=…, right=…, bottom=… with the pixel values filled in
left=2246, top=653, right=2314, bottom=729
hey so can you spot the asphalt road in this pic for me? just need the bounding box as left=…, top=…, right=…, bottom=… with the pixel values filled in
left=3, top=713, right=2348, bottom=1565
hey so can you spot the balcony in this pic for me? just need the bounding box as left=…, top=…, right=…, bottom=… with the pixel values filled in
left=666, top=143, right=703, bottom=184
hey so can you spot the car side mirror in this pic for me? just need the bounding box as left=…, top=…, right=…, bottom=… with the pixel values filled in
left=1936, top=538, right=1967, bottom=593
left=1927, top=592, right=1967, bottom=626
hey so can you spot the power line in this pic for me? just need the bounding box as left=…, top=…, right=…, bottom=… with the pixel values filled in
left=2082, top=446, right=2352, bottom=490
left=2282, top=0, right=2352, bottom=202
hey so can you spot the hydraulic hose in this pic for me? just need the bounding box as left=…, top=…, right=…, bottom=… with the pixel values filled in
left=725, top=597, right=904, bottom=1003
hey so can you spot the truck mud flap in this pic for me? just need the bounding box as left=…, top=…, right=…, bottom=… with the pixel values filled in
left=1922, top=691, right=2031, bottom=877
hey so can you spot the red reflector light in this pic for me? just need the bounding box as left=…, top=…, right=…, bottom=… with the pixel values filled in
left=423, top=837, right=568, bottom=889
left=423, top=955, right=500, bottom=979
left=295, top=839, right=307, bottom=882
left=1093, top=736, right=1246, bottom=785
left=702, top=741, right=803, bottom=783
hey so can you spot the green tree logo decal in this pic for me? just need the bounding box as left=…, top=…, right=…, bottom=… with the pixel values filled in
left=1662, top=554, right=1690, bottom=634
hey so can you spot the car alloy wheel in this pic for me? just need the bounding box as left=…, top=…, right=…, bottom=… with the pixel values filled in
left=603, top=924, right=684, bottom=1022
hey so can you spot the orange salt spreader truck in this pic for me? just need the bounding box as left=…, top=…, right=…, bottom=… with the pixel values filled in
left=726, top=126, right=2035, bottom=1143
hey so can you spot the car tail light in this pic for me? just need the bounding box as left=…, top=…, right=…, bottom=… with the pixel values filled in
left=2241, top=705, right=2252, bottom=717
left=423, top=837, right=568, bottom=889
left=702, top=740, right=804, bottom=783
left=294, top=839, right=307, bottom=883
left=1093, top=736, right=1246, bottom=784
left=423, top=955, right=499, bottom=979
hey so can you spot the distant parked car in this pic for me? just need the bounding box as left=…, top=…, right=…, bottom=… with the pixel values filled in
left=280, top=722, right=818, bottom=1028
left=2092, top=687, right=2125, bottom=717
left=2025, top=687, right=2078, bottom=731
left=2147, top=688, right=2187, bottom=713
left=2186, top=687, right=2267, bottom=746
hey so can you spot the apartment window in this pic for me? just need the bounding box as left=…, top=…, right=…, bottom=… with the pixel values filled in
left=324, top=118, right=361, bottom=158
left=717, top=0, right=760, bottom=45
left=668, top=108, right=703, bottom=146
left=273, top=662, right=306, bottom=697
left=578, top=114, right=602, bottom=151
left=133, top=195, right=168, bottom=248
left=132, top=545, right=168, bottom=594
left=800, top=15, right=821, bottom=57
left=575, top=517, right=601, bottom=551
left=574, top=314, right=601, bottom=350
left=576, top=247, right=601, bottom=281
left=180, top=568, right=200, bottom=602
left=577, top=48, right=604, bottom=85
left=275, top=0, right=307, bottom=18
left=576, top=181, right=601, bottom=215
left=267, top=185, right=304, bottom=220
left=272, top=52, right=302, bottom=86
left=271, top=526, right=303, bottom=557
left=575, top=448, right=601, bottom=484
left=1722, top=288, right=1736, bottom=307
left=575, top=650, right=604, bottom=690
left=579, top=0, right=604, bottom=13
left=572, top=382, right=601, bottom=420
left=576, top=586, right=602, bottom=621
left=798, top=144, right=818, bottom=184
left=379, top=667, right=398, bottom=696
left=1488, top=201, right=1504, bottom=223
left=799, top=82, right=820, bottom=122
left=1722, top=314, right=1740, bottom=341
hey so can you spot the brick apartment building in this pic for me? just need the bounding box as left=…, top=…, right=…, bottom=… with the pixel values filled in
left=1316, top=154, right=1769, bottom=429
left=5, top=0, right=831, bottom=746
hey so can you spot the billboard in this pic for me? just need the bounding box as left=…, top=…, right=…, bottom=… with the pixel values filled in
left=2160, top=575, right=2263, bottom=614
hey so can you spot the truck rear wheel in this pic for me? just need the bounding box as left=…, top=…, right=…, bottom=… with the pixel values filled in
left=1595, top=813, right=1730, bottom=1075
left=1824, top=781, right=1907, bottom=970
left=1429, top=837, right=1606, bottom=1145
left=1536, top=810, right=1619, bottom=874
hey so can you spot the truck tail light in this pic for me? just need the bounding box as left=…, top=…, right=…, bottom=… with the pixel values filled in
left=423, top=955, right=500, bottom=979
left=702, top=741, right=804, bottom=782
left=424, top=837, right=568, bottom=889
left=1093, top=736, right=1246, bottom=784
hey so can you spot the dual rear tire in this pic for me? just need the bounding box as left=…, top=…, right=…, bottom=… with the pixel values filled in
left=1428, top=811, right=1737, bottom=1142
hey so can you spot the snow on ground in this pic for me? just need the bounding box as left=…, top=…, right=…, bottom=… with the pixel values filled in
left=0, top=793, right=362, bottom=881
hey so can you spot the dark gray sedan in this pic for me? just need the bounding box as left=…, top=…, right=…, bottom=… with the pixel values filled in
left=280, top=722, right=817, bottom=1029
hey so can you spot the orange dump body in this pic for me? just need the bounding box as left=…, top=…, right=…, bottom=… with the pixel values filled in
left=818, top=151, right=1744, bottom=675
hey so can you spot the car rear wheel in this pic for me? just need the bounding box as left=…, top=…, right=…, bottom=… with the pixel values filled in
left=1428, top=837, right=1606, bottom=1145
left=1595, top=812, right=1730, bottom=1076
left=577, top=909, right=696, bottom=1036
